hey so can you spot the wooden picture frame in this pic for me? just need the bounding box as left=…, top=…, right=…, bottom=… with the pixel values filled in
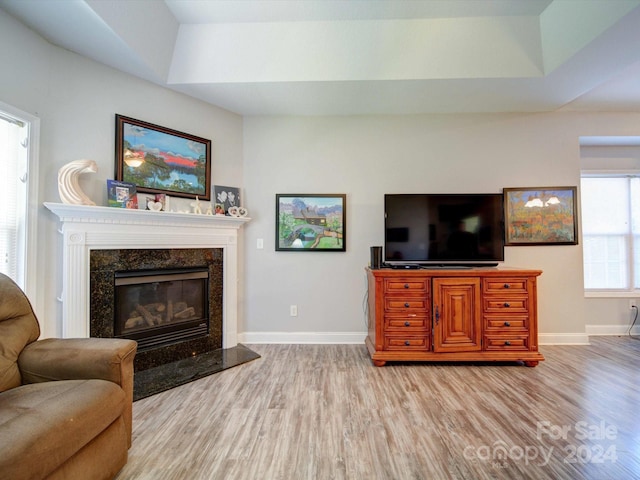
left=503, top=186, right=578, bottom=245
left=276, top=194, right=346, bottom=251
left=115, top=115, right=211, bottom=200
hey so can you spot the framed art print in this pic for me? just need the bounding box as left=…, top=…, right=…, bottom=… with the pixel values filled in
left=503, top=186, right=578, bottom=245
left=115, top=115, right=211, bottom=200
left=106, top=179, right=138, bottom=209
left=276, top=194, right=346, bottom=251
left=213, top=185, right=241, bottom=215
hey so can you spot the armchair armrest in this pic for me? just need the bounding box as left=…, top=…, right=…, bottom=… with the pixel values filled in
left=18, top=337, right=137, bottom=446
left=18, top=337, right=137, bottom=384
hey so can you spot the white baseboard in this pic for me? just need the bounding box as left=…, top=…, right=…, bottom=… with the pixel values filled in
left=238, top=331, right=367, bottom=344
left=585, top=324, right=640, bottom=336
left=538, top=333, right=590, bottom=345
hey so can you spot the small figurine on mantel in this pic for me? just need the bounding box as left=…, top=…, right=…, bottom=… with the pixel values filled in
left=190, top=196, right=202, bottom=214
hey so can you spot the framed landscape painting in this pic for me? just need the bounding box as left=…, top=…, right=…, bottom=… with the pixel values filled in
left=503, top=186, right=578, bottom=245
left=115, top=115, right=211, bottom=200
left=276, top=194, right=346, bottom=251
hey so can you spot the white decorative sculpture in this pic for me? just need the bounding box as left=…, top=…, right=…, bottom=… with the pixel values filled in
left=191, top=196, right=202, bottom=214
left=58, top=159, right=98, bottom=206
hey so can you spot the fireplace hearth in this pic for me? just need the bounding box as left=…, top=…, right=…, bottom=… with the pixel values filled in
left=90, top=247, right=259, bottom=400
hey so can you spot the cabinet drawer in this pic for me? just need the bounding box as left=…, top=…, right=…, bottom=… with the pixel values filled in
left=385, top=298, right=429, bottom=312
left=483, top=297, right=528, bottom=313
left=385, top=314, right=428, bottom=331
left=384, top=278, right=429, bottom=294
left=483, top=335, right=529, bottom=351
left=384, top=335, right=430, bottom=351
left=483, top=278, right=528, bottom=295
left=484, top=314, right=529, bottom=331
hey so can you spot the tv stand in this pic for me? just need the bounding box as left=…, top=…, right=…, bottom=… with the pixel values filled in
left=366, top=266, right=544, bottom=367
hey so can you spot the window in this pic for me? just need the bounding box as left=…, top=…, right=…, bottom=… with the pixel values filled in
left=0, top=103, right=38, bottom=296
left=581, top=175, right=640, bottom=291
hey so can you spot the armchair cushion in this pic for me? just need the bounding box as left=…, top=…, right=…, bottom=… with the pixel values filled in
left=0, top=275, right=40, bottom=392
left=0, top=379, right=126, bottom=480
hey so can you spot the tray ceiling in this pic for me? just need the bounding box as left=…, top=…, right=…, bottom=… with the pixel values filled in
left=2, top=0, right=640, bottom=116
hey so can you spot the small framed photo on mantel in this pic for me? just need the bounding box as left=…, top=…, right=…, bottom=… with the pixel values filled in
left=107, top=179, right=138, bottom=209
left=213, top=185, right=241, bottom=215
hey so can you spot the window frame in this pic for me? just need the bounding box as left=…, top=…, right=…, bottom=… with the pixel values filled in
left=0, top=101, right=40, bottom=307
left=581, top=170, right=640, bottom=298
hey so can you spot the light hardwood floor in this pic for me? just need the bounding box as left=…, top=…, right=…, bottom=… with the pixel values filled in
left=116, top=337, right=640, bottom=480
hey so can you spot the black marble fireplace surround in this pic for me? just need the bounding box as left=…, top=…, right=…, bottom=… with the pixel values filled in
left=90, top=248, right=259, bottom=400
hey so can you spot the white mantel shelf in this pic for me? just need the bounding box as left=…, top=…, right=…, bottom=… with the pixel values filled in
left=44, top=202, right=250, bottom=228
left=44, top=202, right=249, bottom=348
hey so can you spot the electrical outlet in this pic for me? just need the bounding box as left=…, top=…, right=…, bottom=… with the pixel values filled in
left=629, top=299, right=637, bottom=310
left=257, top=238, right=264, bottom=249
left=290, top=305, right=298, bottom=317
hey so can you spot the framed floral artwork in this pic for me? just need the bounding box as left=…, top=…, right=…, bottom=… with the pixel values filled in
left=503, top=187, right=578, bottom=245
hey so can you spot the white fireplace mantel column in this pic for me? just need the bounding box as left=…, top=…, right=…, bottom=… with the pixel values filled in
left=44, top=202, right=249, bottom=348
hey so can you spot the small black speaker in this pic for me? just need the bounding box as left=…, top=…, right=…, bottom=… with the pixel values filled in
left=370, top=246, right=382, bottom=269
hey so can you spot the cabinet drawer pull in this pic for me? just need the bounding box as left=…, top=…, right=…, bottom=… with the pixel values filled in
left=504, top=283, right=510, bottom=289
left=404, top=283, right=409, bottom=289
left=405, top=340, right=411, bottom=346
left=404, top=302, right=410, bottom=308
left=504, top=321, right=511, bottom=327
left=503, top=302, right=510, bottom=308
left=504, top=341, right=511, bottom=346
left=404, top=321, right=411, bottom=327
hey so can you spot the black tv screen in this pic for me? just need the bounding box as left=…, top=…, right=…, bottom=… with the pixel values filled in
left=384, top=194, right=505, bottom=266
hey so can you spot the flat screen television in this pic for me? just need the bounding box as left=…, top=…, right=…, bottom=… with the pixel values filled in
left=384, top=193, right=505, bottom=267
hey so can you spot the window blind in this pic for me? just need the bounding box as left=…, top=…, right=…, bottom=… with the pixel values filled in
left=0, top=114, right=28, bottom=282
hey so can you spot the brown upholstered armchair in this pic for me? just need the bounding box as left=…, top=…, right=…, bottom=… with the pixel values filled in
left=0, top=273, right=137, bottom=480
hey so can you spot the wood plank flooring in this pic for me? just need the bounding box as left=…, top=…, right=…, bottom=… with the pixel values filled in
left=115, top=336, right=640, bottom=480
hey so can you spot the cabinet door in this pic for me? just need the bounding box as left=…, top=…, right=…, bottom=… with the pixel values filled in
left=433, top=277, right=482, bottom=352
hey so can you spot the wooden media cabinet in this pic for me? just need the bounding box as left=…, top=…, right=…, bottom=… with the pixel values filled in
left=366, top=267, right=544, bottom=367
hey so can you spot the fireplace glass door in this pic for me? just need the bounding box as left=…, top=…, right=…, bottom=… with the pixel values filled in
left=114, top=267, right=209, bottom=350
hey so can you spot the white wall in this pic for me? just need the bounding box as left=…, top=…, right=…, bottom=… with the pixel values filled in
left=4, top=7, right=640, bottom=345
left=0, top=10, right=244, bottom=338
left=242, top=113, right=640, bottom=344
